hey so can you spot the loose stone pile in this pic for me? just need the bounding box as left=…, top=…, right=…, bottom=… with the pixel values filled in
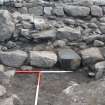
left=0, top=0, right=105, bottom=79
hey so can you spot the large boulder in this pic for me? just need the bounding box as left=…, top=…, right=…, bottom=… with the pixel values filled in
left=58, top=49, right=81, bottom=70
left=57, top=26, right=81, bottom=41
left=0, top=50, right=28, bottom=67
left=0, top=10, right=15, bottom=41
left=54, top=80, right=105, bottom=105
left=64, top=5, right=90, bottom=17
left=80, top=47, right=104, bottom=65
left=29, top=51, right=57, bottom=68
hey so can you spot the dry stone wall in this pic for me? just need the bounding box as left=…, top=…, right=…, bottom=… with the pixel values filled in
left=0, top=0, right=105, bottom=79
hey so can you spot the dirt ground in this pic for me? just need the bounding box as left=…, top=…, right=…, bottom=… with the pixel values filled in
left=9, top=69, right=94, bottom=105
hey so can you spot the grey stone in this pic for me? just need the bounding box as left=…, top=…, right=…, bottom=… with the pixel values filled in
left=6, top=41, right=17, bottom=49
left=32, top=29, right=56, bottom=41
left=0, top=50, right=28, bottom=67
left=64, top=5, right=90, bottom=17
left=4, top=70, right=15, bottom=78
left=99, top=23, right=105, bottom=34
left=99, top=17, right=105, bottom=22
left=94, top=0, right=105, bottom=6
left=22, top=21, right=33, bottom=29
left=54, top=80, right=105, bottom=105
left=57, top=26, right=81, bottom=41
left=33, top=17, right=50, bottom=30
left=93, top=40, right=104, bottom=47
left=29, top=6, right=43, bottom=16
left=58, top=49, right=81, bottom=70
left=63, top=18, right=75, bottom=26
left=52, top=6, right=64, bottom=17
left=0, top=85, right=6, bottom=97
left=87, top=23, right=98, bottom=29
left=73, top=0, right=93, bottom=7
left=91, top=6, right=103, bottom=17
left=44, top=7, right=52, bottom=16
left=95, top=61, right=105, bottom=79
left=0, top=10, right=15, bottom=41
left=29, top=51, right=57, bottom=68
left=53, top=40, right=66, bottom=48
left=80, top=47, right=104, bottom=65
left=0, top=64, right=5, bottom=72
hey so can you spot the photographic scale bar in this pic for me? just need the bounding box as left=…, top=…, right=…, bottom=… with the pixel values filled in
left=15, top=70, right=73, bottom=105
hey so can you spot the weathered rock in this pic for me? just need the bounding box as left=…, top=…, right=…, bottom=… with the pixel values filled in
left=29, top=6, right=43, bottom=16
left=0, top=10, right=15, bottom=41
left=80, top=47, right=104, bottom=65
left=33, top=17, right=50, bottom=30
left=0, top=64, right=5, bottom=72
left=44, top=7, right=52, bottom=16
left=53, top=40, right=66, bottom=48
left=64, top=5, right=90, bottom=17
left=54, top=80, right=105, bottom=105
left=4, top=70, right=16, bottom=78
left=29, top=51, right=57, bottom=68
left=52, top=6, right=64, bottom=17
left=93, top=40, right=104, bottom=47
left=0, top=85, right=6, bottom=97
left=91, top=6, right=103, bottom=17
left=63, top=18, right=75, bottom=26
left=57, top=26, right=81, bottom=41
left=99, top=23, right=105, bottom=34
left=58, top=49, right=81, bottom=70
left=32, top=29, right=56, bottom=41
left=94, top=0, right=105, bottom=6
left=73, top=0, right=93, bottom=7
left=0, top=50, right=28, bottom=67
left=95, top=61, right=105, bottom=79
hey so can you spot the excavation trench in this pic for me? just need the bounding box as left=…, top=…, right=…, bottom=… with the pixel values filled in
left=9, top=70, right=93, bottom=105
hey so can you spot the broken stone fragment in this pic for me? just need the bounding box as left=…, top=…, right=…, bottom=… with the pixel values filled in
left=80, top=47, right=104, bottom=65
left=0, top=10, right=15, bottom=41
left=57, top=26, right=81, bottom=41
left=58, top=49, right=81, bottom=70
left=29, top=51, right=57, bottom=68
left=0, top=50, right=28, bottom=67
left=31, top=29, right=56, bottom=41
left=64, top=5, right=90, bottom=17
left=95, top=61, right=105, bottom=79
left=0, top=85, right=6, bottom=97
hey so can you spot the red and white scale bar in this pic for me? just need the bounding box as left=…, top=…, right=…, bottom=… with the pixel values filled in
left=15, top=70, right=73, bottom=105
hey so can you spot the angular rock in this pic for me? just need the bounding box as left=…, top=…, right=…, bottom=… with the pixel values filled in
left=93, top=40, right=104, bottom=47
left=64, top=5, right=90, bottom=17
left=80, top=47, right=104, bottom=65
left=54, top=80, right=105, bottom=105
left=91, top=6, right=103, bottom=17
left=73, top=0, right=93, bottom=7
left=29, top=51, right=57, bottom=68
left=95, top=61, right=105, bottom=79
left=57, top=26, right=81, bottom=41
left=99, top=23, right=105, bottom=34
left=44, top=7, right=52, bottom=16
left=58, top=49, right=81, bottom=70
left=0, top=85, right=6, bottom=97
left=32, top=29, right=56, bottom=41
left=0, top=50, right=27, bottom=67
left=52, top=6, right=64, bottom=17
left=29, top=6, right=43, bottom=16
left=0, top=10, right=15, bottom=41
left=33, top=17, right=50, bottom=30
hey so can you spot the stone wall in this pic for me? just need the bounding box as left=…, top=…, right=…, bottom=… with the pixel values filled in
left=0, top=0, right=105, bottom=79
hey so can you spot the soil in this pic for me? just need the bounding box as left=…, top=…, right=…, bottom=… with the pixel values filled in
left=9, top=69, right=94, bottom=105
